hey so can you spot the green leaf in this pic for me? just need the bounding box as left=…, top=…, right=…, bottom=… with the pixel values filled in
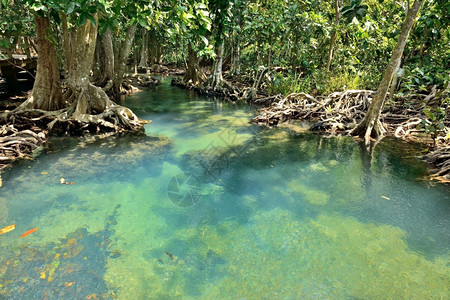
left=86, top=14, right=96, bottom=26
left=66, top=2, right=76, bottom=15
left=200, top=35, right=208, bottom=46
left=76, top=13, right=88, bottom=26
left=88, top=5, right=97, bottom=14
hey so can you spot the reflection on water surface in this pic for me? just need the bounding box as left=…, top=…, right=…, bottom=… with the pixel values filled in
left=0, top=79, right=449, bottom=299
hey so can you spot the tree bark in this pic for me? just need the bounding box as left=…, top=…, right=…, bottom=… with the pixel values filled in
left=231, top=36, right=241, bottom=75
left=184, top=42, right=206, bottom=84
left=388, top=59, right=401, bottom=101
left=351, top=0, right=425, bottom=145
left=62, top=14, right=109, bottom=116
left=139, top=29, right=148, bottom=68
left=326, top=0, right=342, bottom=73
left=230, top=9, right=242, bottom=76
left=93, top=28, right=114, bottom=88
left=11, top=13, right=142, bottom=133
left=102, top=28, right=115, bottom=82
left=211, top=41, right=224, bottom=88
left=18, top=14, right=64, bottom=110
left=112, top=25, right=137, bottom=95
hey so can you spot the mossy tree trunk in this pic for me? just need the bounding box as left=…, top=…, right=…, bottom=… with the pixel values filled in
left=139, top=29, right=148, bottom=68
left=211, top=41, right=224, bottom=89
left=91, top=25, right=136, bottom=96
left=18, top=14, right=64, bottom=110
left=93, top=28, right=114, bottom=88
left=112, top=25, right=137, bottom=96
left=59, top=13, right=140, bottom=130
left=184, top=42, right=206, bottom=85
left=62, top=14, right=109, bottom=116
left=11, top=13, right=142, bottom=133
left=351, top=0, right=424, bottom=145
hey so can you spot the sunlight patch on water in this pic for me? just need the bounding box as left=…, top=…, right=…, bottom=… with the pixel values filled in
left=184, top=209, right=449, bottom=299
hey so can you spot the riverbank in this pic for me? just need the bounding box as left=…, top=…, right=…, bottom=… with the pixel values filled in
left=170, top=74, right=450, bottom=183
left=0, top=70, right=162, bottom=176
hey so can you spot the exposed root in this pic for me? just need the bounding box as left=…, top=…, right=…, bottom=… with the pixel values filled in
left=121, top=73, right=160, bottom=92
left=424, top=146, right=450, bottom=183
left=252, top=90, right=374, bottom=130
left=252, top=89, right=449, bottom=183
left=96, top=73, right=160, bottom=97
left=171, top=77, right=256, bottom=102
left=0, top=124, right=47, bottom=171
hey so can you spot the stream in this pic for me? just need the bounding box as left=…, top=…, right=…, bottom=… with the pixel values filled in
left=0, top=79, right=449, bottom=299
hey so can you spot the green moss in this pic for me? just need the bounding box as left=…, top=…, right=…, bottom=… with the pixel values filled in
left=287, top=180, right=329, bottom=205
left=178, top=209, right=450, bottom=299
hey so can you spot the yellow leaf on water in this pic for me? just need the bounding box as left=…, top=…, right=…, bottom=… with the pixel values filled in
left=381, top=196, right=390, bottom=200
left=40, top=272, right=46, bottom=279
left=41, top=172, right=48, bottom=175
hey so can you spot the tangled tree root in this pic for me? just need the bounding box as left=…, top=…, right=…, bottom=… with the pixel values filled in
left=252, top=90, right=449, bottom=137
left=6, top=105, right=148, bottom=135
left=171, top=77, right=260, bottom=102
left=424, top=146, right=450, bottom=183
left=252, top=90, right=450, bottom=183
left=121, top=73, right=160, bottom=93
left=252, top=90, right=374, bottom=131
left=0, top=94, right=149, bottom=172
left=0, top=124, right=47, bottom=171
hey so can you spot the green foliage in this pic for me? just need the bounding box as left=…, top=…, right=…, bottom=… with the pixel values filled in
left=342, top=0, right=369, bottom=23
left=268, top=69, right=377, bottom=96
left=419, top=100, right=449, bottom=144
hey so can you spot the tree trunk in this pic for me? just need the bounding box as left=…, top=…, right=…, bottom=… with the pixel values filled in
left=139, top=29, right=148, bottom=68
left=18, top=14, right=64, bottom=110
left=92, top=34, right=104, bottom=82
left=148, top=30, right=156, bottom=65
left=230, top=10, right=241, bottom=76
left=184, top=42, right=206, bottom=84
left=62, top=14, right=109, bottom=116
left=231, top=36, right=241, bottom=75
left=11, top=13, right=142, bottom=133
left=102, top=28, right=115, bottom=82
left=112, top=25, right=137, bottom=95
left=351, top=0, right=425, bottom=145
left=92, top=27, right=115, bottom=88
left=211, top=41, right=224, bottom=88
left=326, top=0, right=342, bottom=73
left=388, top=59, right=402, bottom=102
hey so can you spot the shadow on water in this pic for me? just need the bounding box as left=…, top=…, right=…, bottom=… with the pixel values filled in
left=0, top=205, right=121, bottom=299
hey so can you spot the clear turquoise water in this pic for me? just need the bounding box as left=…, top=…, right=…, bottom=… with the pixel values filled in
left=0, top=79, right=449, bottom=299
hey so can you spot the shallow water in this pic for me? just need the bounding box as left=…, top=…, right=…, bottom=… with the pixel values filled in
left=0, top=79, right=449, bottom=299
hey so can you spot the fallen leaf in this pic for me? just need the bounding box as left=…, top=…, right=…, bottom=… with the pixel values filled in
left=0, top=224, right=16, bottom=235
left=64, top=281, right=75, bottom=287
left=41, top=172, right=48, bottom=175
left=40, top=271, right=46, bottom=279
left=381, top=196, right=390, bottom=200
